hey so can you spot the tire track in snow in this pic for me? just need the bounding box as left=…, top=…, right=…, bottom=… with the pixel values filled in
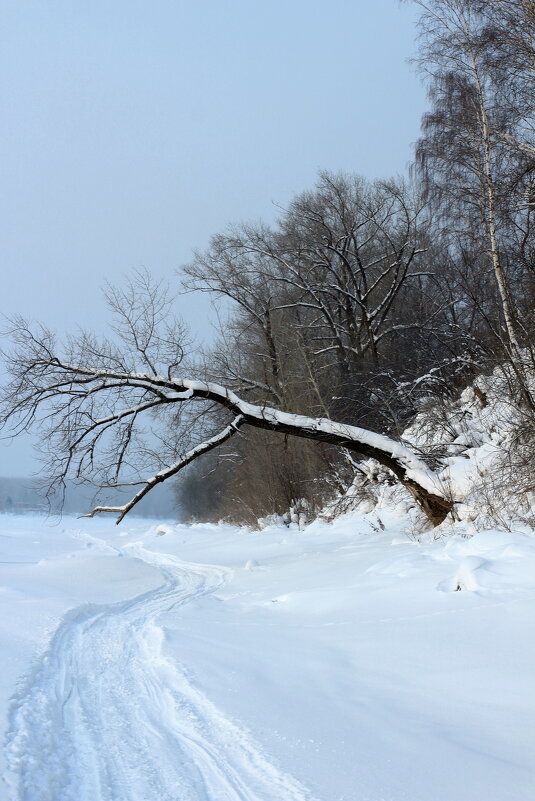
left=5, top=540, right=314, bottom=801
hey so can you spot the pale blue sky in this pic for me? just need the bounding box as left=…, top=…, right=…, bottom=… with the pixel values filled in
left=1, top=0, right=426, bottom=475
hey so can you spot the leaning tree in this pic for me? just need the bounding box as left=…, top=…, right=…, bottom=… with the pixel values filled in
left=0, top=275, right=453, bottom=526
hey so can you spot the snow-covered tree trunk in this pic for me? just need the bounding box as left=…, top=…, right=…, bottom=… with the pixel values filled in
left=165, top=379, right=453, bottom=526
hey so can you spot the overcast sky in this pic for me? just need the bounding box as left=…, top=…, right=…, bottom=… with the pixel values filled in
left=0, top=0, right=426, bottom=476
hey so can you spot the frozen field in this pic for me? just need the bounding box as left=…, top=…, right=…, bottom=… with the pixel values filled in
left=0, top=511, right=534, bottom=801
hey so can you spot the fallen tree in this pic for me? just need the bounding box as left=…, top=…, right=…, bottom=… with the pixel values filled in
left=1, top=274, right=454, bottom=526
left=1, top=341, right=452, bottom=526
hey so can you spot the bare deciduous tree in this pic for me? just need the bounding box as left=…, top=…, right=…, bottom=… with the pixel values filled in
left=408, top=0, right=534, bottom=387
left=0, top=278, right=453, bottom=526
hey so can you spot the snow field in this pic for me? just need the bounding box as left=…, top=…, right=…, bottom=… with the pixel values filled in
left=1, top=512, right=534, bottom=800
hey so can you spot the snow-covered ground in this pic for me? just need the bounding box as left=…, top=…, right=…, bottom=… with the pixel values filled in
left=1, top=511, right=534, bottom=801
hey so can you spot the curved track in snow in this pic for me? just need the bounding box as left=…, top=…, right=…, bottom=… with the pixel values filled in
left=5, top=541, right=312, bottom=801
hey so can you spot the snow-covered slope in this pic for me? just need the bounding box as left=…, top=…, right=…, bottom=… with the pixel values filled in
left=404, top=365, right=535, bottom=528
left=1, top=512, right=534, bottom=801
left=325, top=364, right=535, bottom=532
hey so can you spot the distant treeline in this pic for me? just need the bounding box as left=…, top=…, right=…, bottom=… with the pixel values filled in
left=0, top=477, right=179, bottom=519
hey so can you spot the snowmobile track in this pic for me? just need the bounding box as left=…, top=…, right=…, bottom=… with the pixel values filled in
left=5, top=540, right=313, bottom=801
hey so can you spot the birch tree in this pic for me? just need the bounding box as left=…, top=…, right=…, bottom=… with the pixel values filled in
left=408, top=0, right=533, bottom=373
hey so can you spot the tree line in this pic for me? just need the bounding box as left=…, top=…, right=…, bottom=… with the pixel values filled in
left=178, top=0, right=534, bottom=522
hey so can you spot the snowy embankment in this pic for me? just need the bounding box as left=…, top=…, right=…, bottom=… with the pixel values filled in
left=1, top=512, right=534, bottom=801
